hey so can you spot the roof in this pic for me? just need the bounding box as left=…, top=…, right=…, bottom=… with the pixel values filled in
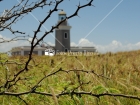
left=59, top=10, right=66, bottom=15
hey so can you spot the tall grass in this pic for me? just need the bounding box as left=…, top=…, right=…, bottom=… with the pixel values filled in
left=0, top=50, right=140, bottom=105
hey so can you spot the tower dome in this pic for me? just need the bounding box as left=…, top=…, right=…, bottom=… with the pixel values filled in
left=58, top=10, right=67, bottom=21
left=59, top=10, right=66, bottom=15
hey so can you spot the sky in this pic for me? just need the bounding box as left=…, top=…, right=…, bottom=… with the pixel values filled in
left=0, top=0, right=140, bottom=53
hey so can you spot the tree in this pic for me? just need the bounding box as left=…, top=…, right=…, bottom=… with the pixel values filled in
left=0, top=0, right=140, bottom=105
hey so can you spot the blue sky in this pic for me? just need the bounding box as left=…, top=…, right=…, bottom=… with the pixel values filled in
left=0, top=0, right=140, bottom=53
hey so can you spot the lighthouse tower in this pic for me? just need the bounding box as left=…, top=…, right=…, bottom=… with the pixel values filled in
left=55, top=10, right=71, bottom=52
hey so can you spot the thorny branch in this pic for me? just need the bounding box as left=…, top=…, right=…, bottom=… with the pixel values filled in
left=0, top=0, right=54, bottom=34
left=0, top=66, right=140, bottom=101
left=1, top=0, right=94, bottom=90
left=0, top=89, right=140, bottom=101
left=0, top=0, right=140, bottom=104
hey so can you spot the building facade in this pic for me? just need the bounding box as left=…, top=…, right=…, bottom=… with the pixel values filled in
left=11, top=11, right=96, bottom=56
left=55, top=10, right=71, bottom=52
left=11, top=46, right=46, bottom=56
left=11, top=46, right=96, bottom=56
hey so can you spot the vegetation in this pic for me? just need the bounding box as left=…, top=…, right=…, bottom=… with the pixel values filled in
left=0, top=50, right=140, bottom=105
left=0, top=0, right=140, bottom=104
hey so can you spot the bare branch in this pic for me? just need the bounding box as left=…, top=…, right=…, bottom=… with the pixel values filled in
left=0, top=91, right=140, bottom=101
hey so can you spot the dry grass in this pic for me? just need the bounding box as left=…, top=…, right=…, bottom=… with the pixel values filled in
left=0, top=50, right=140, bottom=104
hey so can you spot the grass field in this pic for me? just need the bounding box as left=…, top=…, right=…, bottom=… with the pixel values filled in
left=0, top=50, right=140, bottom=105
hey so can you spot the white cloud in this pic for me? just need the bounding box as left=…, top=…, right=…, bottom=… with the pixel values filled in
left=0, top=35, right=30, bottom=52
left=28, top=37, right=38, bottom=43
left=0, top=35, right=140, bottom=53
left=47, top=42, right=55, bottom=46
left=78, top=38, right=94, bottom=46
left=0, top=34, right=2, bottom=38
left=93, top=40, right=140, bottom=53
left=71, top=42, right=77, bottom=46
left=71, top=38, right=95, bottom=47
left=71, top=38, right=140, bottom=53
left=136, top=42, right=140, bottom=46
left=112, top=40, right=122, bottom=46
left=0, top=41, right=30, bottom=52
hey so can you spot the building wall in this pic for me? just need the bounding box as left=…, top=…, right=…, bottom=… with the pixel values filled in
left=12, top=51, right=21, bottom=56
left=38, top=50, right=42, bottom=56
left=21, top=50, right=24, bottom=56
left=24, top=51, right=38, bottom=55
left=57, top=20, right=67, bottom=26
left=11, top=46, right=96, bottom=56
left=55, top=30, right=70, bottom=52
left=42, top=51, right=45, bottom=55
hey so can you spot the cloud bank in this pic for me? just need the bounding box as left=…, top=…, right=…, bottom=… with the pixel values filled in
left=0, top=34, right=30, bottom=52
left=71, top=38, right=140, bottom=53
left=0, top=35, right=140, bottom=53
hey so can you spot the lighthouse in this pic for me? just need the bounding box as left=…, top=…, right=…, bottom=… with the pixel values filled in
left=10, top=10, right=96, bottom=56
left=55, top=10, right=71, bottom=52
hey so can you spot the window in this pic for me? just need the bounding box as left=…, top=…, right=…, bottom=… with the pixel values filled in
left=61, top=17, right=64, bottom=20
left=64, top=32, right=68, bottom=39
left=42, top=51, right=45, bottom=55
